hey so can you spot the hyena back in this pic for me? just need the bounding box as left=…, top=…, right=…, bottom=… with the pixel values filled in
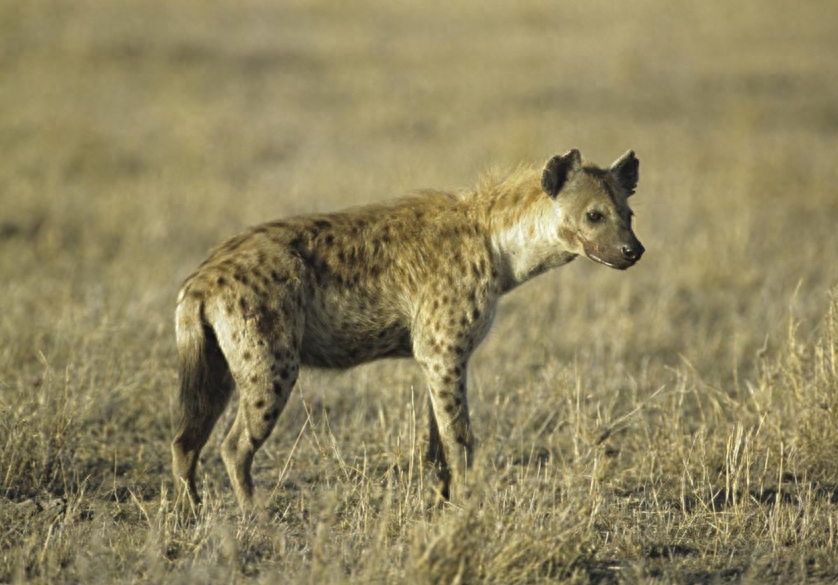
left=172, top=148, right=644, bottom=510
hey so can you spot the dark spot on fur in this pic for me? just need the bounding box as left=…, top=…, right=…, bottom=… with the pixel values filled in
left=314, top=220, right=332, bottom=230
left=273, top=381, right=282, bottom=394
left=442, top=375, right=453, bottom=385
left=473, top=308, right=481, bottom=320
left=253, top=270, right=269, bottom=287
left=454, top=366, right=461, bottom=376
left=460, top=317, right=468, bottom=327
left=250, top=374, right=258, bottom=384
left=255, top=399, right=265, bottom=408
left=325, top=234, right=334, bottom=246
left=225, top=303, right=234, bottom=315
left=270, top=364, right=278, bottom=373
left=216, top=276, right=227, bottom=286
left=445, top=403, right=455, bottom=414
left=279, top=368, right=289, bottom=380
left=243, top=351, right=252, bottom=361
left=454, top=396, right=462, bottom=407
left=239, top=297, right=247, bottom=312
left=456, top=435, right=469, bottom=446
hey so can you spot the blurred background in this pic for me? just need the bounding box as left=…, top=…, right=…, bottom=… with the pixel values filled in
left=2, top=0, right=838, bottom=451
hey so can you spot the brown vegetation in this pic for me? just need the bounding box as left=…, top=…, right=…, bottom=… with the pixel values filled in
left=2, top=0, right=838, bottom=582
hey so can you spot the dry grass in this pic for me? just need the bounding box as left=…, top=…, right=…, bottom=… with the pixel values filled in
left=2, top=0, right=838, bottom=582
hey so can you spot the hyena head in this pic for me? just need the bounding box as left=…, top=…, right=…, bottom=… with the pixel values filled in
left=542, top=148, right=644, bottom=270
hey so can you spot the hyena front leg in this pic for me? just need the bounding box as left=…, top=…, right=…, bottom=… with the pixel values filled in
left=427, top=401, right=448, bottom=490
left=417, top=347, right=473, bottom=503
left=215, top=306, right=302, bottom=510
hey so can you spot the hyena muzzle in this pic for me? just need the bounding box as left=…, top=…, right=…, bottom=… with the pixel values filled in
left=171, top=148, right=644, bottom=511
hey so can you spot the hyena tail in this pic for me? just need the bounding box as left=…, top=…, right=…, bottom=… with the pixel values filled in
left=172, top=295, right=232, bottom=504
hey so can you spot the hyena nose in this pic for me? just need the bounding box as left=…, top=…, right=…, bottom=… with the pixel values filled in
left=621, top=243, right=644, bottom=262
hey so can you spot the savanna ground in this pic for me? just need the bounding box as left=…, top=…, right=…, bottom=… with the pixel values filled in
left=2, top=0, right=838, bottom=582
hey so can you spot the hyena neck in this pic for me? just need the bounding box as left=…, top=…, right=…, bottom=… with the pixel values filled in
left=470, top=169, right=578, bottom=293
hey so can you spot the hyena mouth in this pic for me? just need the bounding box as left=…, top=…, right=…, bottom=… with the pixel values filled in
left=579, top=238, right=638, bottom=270
left=578, top=236, right=626, bottom=269
left=586, top=252, right=620, bottom=269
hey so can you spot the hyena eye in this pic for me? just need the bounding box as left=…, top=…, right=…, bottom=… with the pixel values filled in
left=586, top=211, right=604, bottom=223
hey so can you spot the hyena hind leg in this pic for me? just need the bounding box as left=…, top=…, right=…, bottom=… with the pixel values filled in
left=219, top=337, right=300, bottom=511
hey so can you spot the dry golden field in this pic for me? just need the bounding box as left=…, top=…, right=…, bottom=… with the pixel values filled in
left=2, top=0, right=838, bottom=582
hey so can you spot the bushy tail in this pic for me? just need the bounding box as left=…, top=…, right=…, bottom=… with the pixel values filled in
left=174, top=296, right=217, bottom=435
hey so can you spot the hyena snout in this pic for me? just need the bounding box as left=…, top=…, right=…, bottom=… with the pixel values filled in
left=611, top=236, right=644, bottom=269
left=584, top=233, right=644, bottom=270
left=621, top=241, right=645, bottom=263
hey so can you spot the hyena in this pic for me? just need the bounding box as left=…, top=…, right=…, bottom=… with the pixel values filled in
left=172, top=148, right=644, bottom=510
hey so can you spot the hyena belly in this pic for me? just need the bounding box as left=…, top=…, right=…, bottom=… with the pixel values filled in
left=299, top=313, right=413, bottom=368
left=297, top=279, right=414, bottom=368
left=285, top=212, right=419, bottom=369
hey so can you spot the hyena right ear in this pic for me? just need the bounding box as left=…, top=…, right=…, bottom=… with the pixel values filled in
left=610, top=150, right=639, bottom=196
left=541, top=149, right=582, bottom=198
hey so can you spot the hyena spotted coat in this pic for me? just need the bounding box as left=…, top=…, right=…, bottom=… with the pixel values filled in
left=172, top=148, right=644, bottom=510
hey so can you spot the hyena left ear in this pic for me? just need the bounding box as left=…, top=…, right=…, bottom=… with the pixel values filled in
left=610, top=150, right=640, bottom=196
left=541, top=148, right=582, bottom=198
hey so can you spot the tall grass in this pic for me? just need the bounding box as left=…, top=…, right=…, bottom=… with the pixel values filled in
left=2, top=0, right=838, bottom=582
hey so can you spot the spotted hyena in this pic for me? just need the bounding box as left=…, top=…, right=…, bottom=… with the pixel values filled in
left=172, top=148, right=644, bottom=510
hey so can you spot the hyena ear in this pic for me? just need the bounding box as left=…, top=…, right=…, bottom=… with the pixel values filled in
left=610, top=150, right=640, bottom=196
left=541, top=148, right=582, bottom=198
